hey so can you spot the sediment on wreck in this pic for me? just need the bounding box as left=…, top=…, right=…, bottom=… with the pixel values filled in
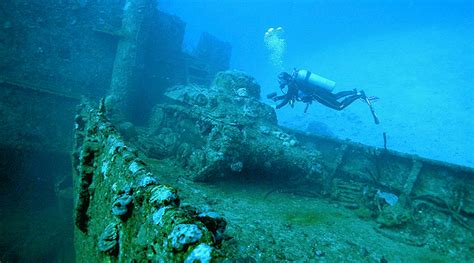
left=72, top=100, right=225, bottom=262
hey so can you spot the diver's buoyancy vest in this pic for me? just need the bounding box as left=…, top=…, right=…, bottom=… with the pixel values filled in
left=294, top=70, right=336, bottom=93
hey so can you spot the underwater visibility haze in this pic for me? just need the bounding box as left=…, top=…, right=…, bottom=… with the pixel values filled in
left=0, top=0, right=473, bottom=262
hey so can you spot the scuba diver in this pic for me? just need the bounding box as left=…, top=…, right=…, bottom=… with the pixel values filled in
left=268, top=69, right=380, bottom=124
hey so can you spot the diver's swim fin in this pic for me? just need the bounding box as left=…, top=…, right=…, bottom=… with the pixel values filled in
left=369, top=103, right=380, bottom=125
left=360, top=90, right=380, bottom=125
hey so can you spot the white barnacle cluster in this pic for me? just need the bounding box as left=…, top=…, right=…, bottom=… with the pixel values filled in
left=152, top=206, right=167, bottom=226
left=168, top=224, right=203, bottom=251
left=128, top=160, right=146, bottom=175
left=149, top=185, right=179, bottom=208
left=264, top=27, right=286, bottom=69
left=97, top=222, right=119, bottom=254
left=185, top=243, right=213, bottom=263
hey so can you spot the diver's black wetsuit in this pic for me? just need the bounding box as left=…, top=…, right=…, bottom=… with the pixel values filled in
left=274, top=78, right=362, bottom=111
left=311, top=89, right=361, bottom=110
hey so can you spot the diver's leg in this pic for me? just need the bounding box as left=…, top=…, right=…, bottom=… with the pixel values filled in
left=333, top=90, right=356, bottom=99
left=313, top=92, right=362, bottom=111
left=338, top=94, right=362, bottom=110
left=312, top=93, right=344, bottom=110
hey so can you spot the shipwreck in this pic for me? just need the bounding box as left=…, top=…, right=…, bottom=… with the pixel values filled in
left=0, top=0, right=473, bottom=262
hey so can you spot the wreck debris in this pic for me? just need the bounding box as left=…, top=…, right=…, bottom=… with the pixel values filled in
left=399, top=160, right=423, bottom=206
left=376, top=202, right=412, bottom=228
left=331, top=178, right=365, bottom=209
left=323, top=144, right=348, bottom=193
left=413, top=194, right=473, bottom=231
left=142, top=71, right=322, bottom=183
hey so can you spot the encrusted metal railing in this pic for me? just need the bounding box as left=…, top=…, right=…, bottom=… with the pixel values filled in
left=72, top=99, right=226, bottom=262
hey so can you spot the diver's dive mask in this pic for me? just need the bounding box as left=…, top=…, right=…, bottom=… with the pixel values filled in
left=278, top=71, right=291, bottom=80
left=278, top=72, right=292, bottom=92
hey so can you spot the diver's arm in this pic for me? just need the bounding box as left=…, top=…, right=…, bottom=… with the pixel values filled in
left=272, top=83, right=290, bottom=108
left=276, top=96, right=291, bottom=109
left=276, top=82, right=299, bottom=109
left=272, top=94, right=286, bottom=101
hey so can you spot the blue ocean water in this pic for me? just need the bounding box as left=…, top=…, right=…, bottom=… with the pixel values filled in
left=160, top=0, right=474, bottom=167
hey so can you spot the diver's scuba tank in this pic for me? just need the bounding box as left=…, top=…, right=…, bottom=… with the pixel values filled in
left=294, top=69, right=336, bottom=92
